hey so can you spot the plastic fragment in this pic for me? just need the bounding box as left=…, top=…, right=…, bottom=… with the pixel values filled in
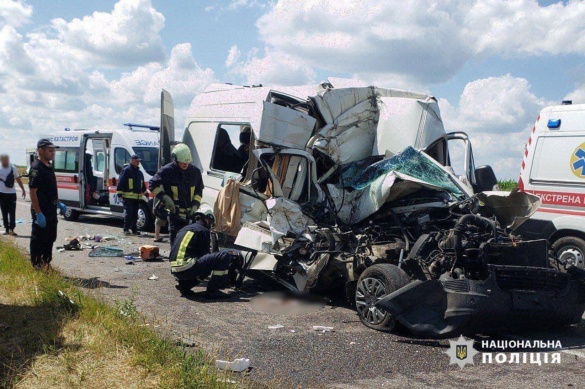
left=268, top=324, right=284, bottom=329
left=215, top=358, right=250, bottom=372
left=312, top=326, right=334, bottom=331
left=148, top=274, right=159, bottom=280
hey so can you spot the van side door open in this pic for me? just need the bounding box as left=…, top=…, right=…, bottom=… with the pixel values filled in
left=80, top=133, right=112, bottom=209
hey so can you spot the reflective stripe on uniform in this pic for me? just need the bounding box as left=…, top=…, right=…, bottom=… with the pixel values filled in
left=190, top=186, right=195, bottom=202
left=194, top=195, right=202, bottom=203
left=170, top=231, right=195, bottom=272
left=128, top=178, right=134, bottom=190
left=118, top=191, right=141, bottom=200
left=152, top=186, right=164, bottom=196
left=211, top=270, right=229, bottom=276
left=171, top=186, right=179, bottom=201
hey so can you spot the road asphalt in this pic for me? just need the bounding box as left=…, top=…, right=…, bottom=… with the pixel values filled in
left=3, top=198, right=585, bottom=388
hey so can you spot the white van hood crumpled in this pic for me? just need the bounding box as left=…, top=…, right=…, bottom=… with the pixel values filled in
left=310, top=87, right=445, bottom=165
left=228, top=83, right=469, bottom=250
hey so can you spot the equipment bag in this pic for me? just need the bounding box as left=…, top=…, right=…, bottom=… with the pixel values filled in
left=0, top=167, right=15, bottom=188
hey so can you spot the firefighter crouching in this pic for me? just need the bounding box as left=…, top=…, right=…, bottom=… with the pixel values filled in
left=148, top=143, right=203, bottom=245
left=169, top=204, right=243, bottom=299
left=116, top=154, right=146, bottom=235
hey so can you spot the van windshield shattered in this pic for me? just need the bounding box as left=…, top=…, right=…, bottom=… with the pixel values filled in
left=341, top=146, right=465, bottom=198
left=133, top=147, right=158, bottom=176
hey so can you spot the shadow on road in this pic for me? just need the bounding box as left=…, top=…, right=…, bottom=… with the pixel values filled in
left=63, top=276, right=128, bottom=289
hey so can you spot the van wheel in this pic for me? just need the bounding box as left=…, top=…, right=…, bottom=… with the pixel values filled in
left=62, top=208, right=79, bottom=221
left=137, top=202, right=154, bottom=232
left=552, top=237, right=585, bottom=270
left=355, top=264, right=410, bottom=332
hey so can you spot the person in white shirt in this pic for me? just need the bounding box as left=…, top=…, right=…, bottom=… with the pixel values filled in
left=0, top=154, right=26, bottom=235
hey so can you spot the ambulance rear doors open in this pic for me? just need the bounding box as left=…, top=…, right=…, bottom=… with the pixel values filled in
left=46, top=126, right=160, bottom=231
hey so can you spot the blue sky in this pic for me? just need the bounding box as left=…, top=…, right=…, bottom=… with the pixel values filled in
left=2, top=0, right=585, bottom=179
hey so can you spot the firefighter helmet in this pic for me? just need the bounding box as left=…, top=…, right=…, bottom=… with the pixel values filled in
left=171, top=143, right=192, bottom=164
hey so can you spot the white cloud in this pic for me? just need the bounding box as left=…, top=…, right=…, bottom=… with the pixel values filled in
left=0, top=0, right=32, bottom=27
left=565, top=84, right=585, bottom=105
left=467, top=0, right=585, bottom=57
left=441, top=75, right=551, bottom=180
left=0, top=1, right=215, bottom=164
left=250, top=0, right=585, bottom=85
left=111, top=43, right=215, bottom=108
left=228, top=48, right=316, bottom=85
left=225, top=45, right=241, bottom=68
left=50, top=0, right=166, bottom=66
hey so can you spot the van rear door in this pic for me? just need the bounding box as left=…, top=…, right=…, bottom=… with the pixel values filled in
left=160, top=89, right=175, bottom=168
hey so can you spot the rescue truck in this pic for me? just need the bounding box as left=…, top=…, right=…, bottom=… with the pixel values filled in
left=518, top=100, right=585, bottom=269
left=40, top=124, right=160, bottom=231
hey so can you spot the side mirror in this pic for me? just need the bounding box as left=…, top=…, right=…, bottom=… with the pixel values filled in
left=474, top=165, right=498, bottom=193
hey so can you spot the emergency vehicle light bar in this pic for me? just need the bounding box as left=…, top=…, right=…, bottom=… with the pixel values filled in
left=123, top=123, right=160, bottom=131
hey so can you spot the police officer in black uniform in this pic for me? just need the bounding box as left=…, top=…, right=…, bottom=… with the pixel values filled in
left=117, top=154, right=146, bottom=235
left=168, top=204, right=242, bottom=299
left=149, top=143, right=204, bottom=245
left=29, top=139, right=67, bottom=269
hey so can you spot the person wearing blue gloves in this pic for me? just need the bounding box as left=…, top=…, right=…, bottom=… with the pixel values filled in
left=29, top=139, right=67, bottom=270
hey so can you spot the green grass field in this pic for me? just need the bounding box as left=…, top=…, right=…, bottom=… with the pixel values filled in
left=0, top=240, right=260, bottom=388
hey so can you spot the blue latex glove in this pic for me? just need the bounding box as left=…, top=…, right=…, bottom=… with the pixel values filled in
left=36, top=213, right=46, bottom=228
left=57, top=202, right=67, bottom=214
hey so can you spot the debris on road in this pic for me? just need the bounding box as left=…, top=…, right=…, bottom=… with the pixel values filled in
left=62, top=237, right=81, bottom=250
left=268, top=324, right=284, bottom=329
left=215, top=358, right=251, bottom=372
left=313, top=326, right=334, bottom=332
left=148, top=274, right=159, bottom=280
left=88, top=246, right=124, bottom=257
left=140, top=245, right=160, bottom=261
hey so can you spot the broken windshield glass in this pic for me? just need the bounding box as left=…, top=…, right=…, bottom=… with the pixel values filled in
left=340, top=146, right=464, bottom=197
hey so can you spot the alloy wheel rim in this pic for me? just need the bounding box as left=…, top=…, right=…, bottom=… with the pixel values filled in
left=355, top=277, right=388, bottom=325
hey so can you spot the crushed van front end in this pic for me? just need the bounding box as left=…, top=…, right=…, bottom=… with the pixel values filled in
left=377, top=264, right=585, bottom=339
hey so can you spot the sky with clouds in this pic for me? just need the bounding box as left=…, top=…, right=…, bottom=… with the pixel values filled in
left=1, top=0, right=585, bottom=179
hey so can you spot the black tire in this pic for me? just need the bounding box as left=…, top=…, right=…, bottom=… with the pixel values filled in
left=137, top=202, right=154, bottom=232
left=552, top=236, right=585, bottom=270
left=62, top=208, right=79, bottom=221
left=355, top=264, right=410, bottom=332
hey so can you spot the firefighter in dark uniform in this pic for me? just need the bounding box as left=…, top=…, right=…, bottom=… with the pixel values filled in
left=117, top=154, right=146, bottom=235
left=169, top=204, right=243, bottom=299
left=29, top=139, right=67, bottom=269
left=149, top=143, right=204, bottom=245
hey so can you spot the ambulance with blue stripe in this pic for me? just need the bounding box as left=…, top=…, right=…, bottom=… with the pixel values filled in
left=39, top=124, right=160, bottom=231
left=518, top=101, right=585, bottom=269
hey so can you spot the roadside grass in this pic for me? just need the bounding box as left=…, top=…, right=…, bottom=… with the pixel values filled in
left=498, top=179, right=518, bottom=191
left=0, top=240, right=254, bottom=388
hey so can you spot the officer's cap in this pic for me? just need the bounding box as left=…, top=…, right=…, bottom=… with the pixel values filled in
left=37, top=139, right=59, bottom=149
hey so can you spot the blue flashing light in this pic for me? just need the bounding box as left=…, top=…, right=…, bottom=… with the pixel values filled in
left=547, top=119, right=561, bottom=129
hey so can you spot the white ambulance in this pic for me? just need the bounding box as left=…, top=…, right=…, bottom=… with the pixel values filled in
left=518, top=101, right=585, bottom=268
left=42, top=124, right=160, bottom=231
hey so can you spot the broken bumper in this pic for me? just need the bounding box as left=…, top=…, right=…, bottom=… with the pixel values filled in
left=376, top=265, right=585, bottom=339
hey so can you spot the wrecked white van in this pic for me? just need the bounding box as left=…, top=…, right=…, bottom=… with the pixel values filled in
left=161, top=83, right=585, bottom=338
